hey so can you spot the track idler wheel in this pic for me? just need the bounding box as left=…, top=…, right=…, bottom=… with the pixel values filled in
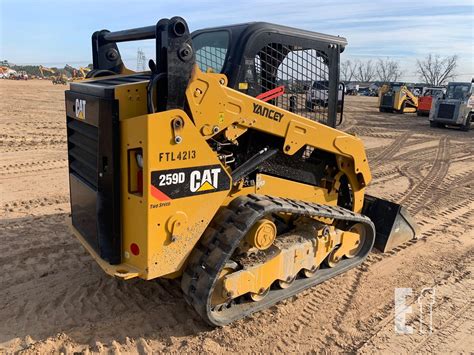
left=345, top=223, right=366, bottom=258
left=211, top=261, right=238, bottom=307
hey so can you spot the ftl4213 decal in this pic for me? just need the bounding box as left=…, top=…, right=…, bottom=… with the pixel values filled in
left=150, top=165, right=230, bottom=201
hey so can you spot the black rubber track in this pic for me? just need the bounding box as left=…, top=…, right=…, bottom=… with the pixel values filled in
left=181, top=194, right=375, bottom=326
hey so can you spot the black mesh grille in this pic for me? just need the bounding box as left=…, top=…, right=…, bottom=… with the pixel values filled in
left=382, top=95, right=394, bottom=107
left=67, top=118, right=98, bottom=189
left=438, top=103, right=455, bottom=119
left=253, top=44, right=330, bottom=123
left=196, top=46, right=227, bottom=73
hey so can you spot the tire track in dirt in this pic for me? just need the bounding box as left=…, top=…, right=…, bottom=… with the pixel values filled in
left=371, top=144, right=470, bottom=187
left=349, top=127, right=404, bottom=138
left=0, top=159, right=68, bottom=176
left=397, top=137, right=450, bottom=214
left=410, top=302, right=473, bottom=353
left=0, top=213, right=201, bottom=346
left=2, top=195, right=69, bottom=213
left=350, top=204, right=472, bottom=349
left=370, top=132, right=412, bottom=168
left=331, top=190, right=474, bottom=337
left=416, top=169, right=474, bottom=218
left=2, top=121, right=63, bottom=127
left=371, top=147, right=436, bottom=180
left=367, top=134, right=463, bottom=180
left=274, top=266, right=368, bottom=351
left=354, top=255, right=473, bottom=352
left=0, top=138, right=66, bottom=149
left=344, top=187, right=473, bottom=348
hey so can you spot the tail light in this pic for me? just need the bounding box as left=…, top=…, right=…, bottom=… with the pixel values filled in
left=128, top=148, right=143, bottom=196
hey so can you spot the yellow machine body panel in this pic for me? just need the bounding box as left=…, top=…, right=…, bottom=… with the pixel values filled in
left=115, top=81, right=149, bottom=120
left=120, top=109, right=232, bottom=280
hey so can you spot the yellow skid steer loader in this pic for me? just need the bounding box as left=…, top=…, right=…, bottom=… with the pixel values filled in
left=65, top=17, right=417, bottom=326
left=379, top=82, right=418, bottom=113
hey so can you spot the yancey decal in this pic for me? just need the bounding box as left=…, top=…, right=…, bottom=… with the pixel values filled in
left=150, top=164, right=230, bottom=201
left=75, top=99, right=86, bottom=119
left=252, top=103, right=284, bottom=122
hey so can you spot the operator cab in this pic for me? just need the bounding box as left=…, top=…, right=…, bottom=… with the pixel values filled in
left=384, top=82, right=406, bottom=94
left=445, top=82, right=472, bottom=100
left=191, top=23, right=347, bottom=127
left=422, top=87, right=445, bottom=98
left=87, top=22, right=347, bottom=128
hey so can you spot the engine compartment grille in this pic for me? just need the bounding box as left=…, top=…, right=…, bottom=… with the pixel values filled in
left=438, top=103, right=455, bottom=120
left=67, top=118, right=98, bottom=189
left=381, top=95, right=394, bottom=107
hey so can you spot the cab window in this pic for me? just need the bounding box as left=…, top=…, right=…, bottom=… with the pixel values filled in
left=193, top=31, right=230, bottom=73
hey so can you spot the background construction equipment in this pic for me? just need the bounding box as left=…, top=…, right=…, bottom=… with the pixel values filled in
left=430, top=81, right=473, bottom=131
left=378, top=82, right=418, bottom=113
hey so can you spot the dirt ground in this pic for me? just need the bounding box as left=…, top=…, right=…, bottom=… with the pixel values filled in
left=1, top=80, right=473, bottom=353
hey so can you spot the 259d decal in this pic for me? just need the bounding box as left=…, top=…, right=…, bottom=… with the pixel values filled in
left=150, top=165, right=230, bottom=201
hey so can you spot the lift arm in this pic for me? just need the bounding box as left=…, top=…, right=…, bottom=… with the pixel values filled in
left=186, top=66, right=372, bottom=212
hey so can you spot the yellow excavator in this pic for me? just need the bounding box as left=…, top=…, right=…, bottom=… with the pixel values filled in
left=39, top=65, right=67, bottom=85
left=39, top=65, right=55, bottom=78
left=78, top=66, right=91, bottom=78
left=65, top=17, right=417, bottom=326
left=64, top=64, right=92, bottom=80
left=379, top=82, right=418, bottom=113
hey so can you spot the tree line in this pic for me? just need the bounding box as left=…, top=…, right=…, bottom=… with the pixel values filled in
left=340, top=54, right=458, bottom=86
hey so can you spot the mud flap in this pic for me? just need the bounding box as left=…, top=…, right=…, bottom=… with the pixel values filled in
left=362, top=195, right=418, bottom=252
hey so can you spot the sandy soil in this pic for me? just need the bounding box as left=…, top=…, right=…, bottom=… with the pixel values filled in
left=1, top=80, right=473, bottom=353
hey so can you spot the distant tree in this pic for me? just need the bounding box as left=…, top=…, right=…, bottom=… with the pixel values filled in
left=416, top=54, right=457, bottom=85
left=340, top=59, right=357, bottom=82
left=11, top=65, right=41, bottom=76
left=354, top=60, right=376, bottom=82
left=376, top=58, right=401, bottom=83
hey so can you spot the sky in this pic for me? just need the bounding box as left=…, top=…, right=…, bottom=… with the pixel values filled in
left=1, top=0, right=473, bottom=81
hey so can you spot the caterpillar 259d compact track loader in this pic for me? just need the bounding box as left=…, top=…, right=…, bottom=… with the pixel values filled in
left=66, top=17, right=417, bottom=326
